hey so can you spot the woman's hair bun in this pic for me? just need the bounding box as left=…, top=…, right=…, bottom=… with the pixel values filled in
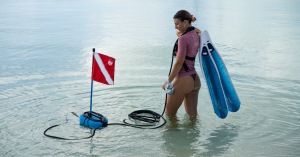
left=173, top=10, right=196, bottom=23
left=191, top=15, right=196, bottom=22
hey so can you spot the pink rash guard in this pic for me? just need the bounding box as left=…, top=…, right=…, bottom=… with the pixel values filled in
left=176, top=30, right=200, bottom=78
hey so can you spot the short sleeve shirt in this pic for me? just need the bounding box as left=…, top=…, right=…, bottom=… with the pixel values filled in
left=176, top=30, right=200, bottom=77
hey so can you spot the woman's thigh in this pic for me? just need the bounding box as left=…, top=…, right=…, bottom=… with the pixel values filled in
left=165, top=75, right=194, bottom=116
left=183, top=74, right=201, bottom=115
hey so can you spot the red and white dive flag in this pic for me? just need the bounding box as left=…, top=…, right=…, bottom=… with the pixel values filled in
left=91, top=52, right=115, bottom=85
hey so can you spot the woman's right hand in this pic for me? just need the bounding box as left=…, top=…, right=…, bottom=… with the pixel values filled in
left=162, top=81, right=167, bottom=90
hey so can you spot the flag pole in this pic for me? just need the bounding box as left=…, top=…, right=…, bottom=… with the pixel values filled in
left=90, top=48, right=95, bottom=114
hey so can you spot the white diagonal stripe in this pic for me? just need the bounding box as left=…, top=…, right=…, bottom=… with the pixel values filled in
left=94, top=52, right=114, bottom=85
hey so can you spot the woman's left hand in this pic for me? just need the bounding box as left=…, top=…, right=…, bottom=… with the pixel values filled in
left=195, top=27, right=201, bottom=34
left=162, top=81, right=167, bottom=90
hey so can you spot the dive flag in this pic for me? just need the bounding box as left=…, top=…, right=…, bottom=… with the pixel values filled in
left=91, top=52, right=115, bottom=85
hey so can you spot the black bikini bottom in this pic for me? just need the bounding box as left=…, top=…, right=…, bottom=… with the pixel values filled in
left=190, top=74, right=196, bottom=81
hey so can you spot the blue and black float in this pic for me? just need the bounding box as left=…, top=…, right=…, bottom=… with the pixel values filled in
left=80, top=111, right=108, bottom=129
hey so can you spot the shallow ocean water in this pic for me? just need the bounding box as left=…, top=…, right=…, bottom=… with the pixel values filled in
left=0, top=0, right=300, bottom=156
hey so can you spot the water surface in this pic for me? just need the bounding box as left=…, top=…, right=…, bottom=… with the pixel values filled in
left=1, top=0, right=300, bottom=156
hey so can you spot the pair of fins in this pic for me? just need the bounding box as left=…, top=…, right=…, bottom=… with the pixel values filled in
left=198, top=30, right=241, bottom=119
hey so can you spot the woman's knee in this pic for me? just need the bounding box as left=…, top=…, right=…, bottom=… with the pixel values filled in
left=187, top=110, right=198, bottom=116
left=165, top=109, right=177, bottom=116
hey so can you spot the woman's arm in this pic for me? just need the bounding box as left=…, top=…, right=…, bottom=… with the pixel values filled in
left=169, top=56, right=185, bottom=82
left=162, top=56, right=185, bottom=89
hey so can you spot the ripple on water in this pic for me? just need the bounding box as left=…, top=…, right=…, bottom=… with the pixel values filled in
left=1, top=0, right=300, bottom=156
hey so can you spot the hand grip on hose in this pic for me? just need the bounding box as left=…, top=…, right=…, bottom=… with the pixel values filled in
left=164, top=79, right=174, bottom=95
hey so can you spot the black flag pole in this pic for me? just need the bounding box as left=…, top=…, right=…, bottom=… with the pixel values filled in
left=90, top=48, right=95, bottom=113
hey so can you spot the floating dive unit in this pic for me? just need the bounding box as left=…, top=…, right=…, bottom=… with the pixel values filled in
left=80, top=111, right=108, bottom=129
left=77, top=48, right=109, bottom=130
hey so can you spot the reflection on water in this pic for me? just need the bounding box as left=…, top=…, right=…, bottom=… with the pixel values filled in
left=162, top=114, right=239, bottom=156
left=200, top=124, right=239, bottom=157
left=162, top=114, right=201, bottom=156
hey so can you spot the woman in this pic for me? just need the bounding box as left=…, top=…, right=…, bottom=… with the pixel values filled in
left=162, top=10, right=201, bottom=116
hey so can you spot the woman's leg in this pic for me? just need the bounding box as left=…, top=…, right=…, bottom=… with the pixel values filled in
left=165, top=75, right=195, bottom=116
left=183, top=74, right=201, bottom=115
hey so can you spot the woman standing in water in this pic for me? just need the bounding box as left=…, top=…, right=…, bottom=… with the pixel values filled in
left=163, top=10, right=201, bottom=116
